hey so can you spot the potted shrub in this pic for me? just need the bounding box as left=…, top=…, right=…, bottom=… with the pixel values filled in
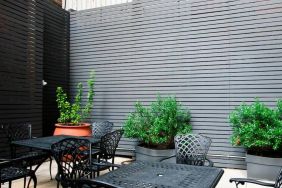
left=54, top=73, right=95, bottom=136
left=229, top=99, right=282, bottom=180
left=124, top=95, right=192, bottom=161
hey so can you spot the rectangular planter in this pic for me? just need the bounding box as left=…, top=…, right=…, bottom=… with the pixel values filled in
left=246, top=154, right=282, bottom=181
left=135, top=145, right=175, bottom=163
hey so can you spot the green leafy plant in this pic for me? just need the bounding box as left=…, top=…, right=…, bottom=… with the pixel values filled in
left=56, top=73, right=95, bottom=125
left=229, top=99, right=282, bottom=157
left=124, top=95, right=192, bottom=149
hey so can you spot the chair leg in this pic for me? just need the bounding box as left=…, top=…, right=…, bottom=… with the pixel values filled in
left=112, top=158, right=115, bottom=171
left=24, top=177, right=26, bottom=188
left=30, top=173, right=37, bottom=188
left=26, top=165, right=33, bottom=187
left=49, top=157, right=53, bottom=180
left=27, top=157, right=47, bottom=188
left=97, top=157, right=100, bottom=177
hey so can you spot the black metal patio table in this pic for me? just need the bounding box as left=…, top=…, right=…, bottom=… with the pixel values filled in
left=12, top=135, right=100, bottom=151
left=92, top=160, right=224, bottom=188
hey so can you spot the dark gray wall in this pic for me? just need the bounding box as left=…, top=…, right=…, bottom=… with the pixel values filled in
left=69, top=0, right=282, bottom=168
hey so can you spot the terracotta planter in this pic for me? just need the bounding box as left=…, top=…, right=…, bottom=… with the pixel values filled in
left=53, top=123, right=92, bottom=136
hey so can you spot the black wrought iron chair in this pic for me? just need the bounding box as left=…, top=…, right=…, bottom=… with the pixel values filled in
left=51, top=138, right=92, bottom=188
left=230, top=168, right=282, bottom=188
left=90, top=129, right=124, bottom=176
left=51, top=138, right=120, bottom=188
left=1, top=123, right=51, bottom=186
left=160, top=134, right=213, bottom=166
left=91, top=121, right=114, bottom=159
left=92, top=121, right=113, bottom=139
left=0, top=153, right=40, bottom=188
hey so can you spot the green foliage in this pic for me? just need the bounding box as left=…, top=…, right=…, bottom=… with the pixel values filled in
left=124, top=96, right=192, bottom=149
left=56, top=72, right=95, bottom=125
left=229, top=99, right=282, bottom=154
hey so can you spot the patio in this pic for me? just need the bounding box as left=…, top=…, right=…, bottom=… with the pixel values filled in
left=0, top=158, right=272, bottom=188
left=1, top=0, right=282, bottom=187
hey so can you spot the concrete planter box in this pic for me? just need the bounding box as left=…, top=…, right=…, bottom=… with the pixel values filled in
left=135, top=145, right=175, bottom=163
left=246, top=154, right=282, bottom=181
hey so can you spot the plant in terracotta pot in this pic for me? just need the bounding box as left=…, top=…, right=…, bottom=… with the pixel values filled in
left=229, top=99, right=282, bottom=180
left=54, top=73, right=95, bottom=136
left=123, top=95, right=192, bottom=161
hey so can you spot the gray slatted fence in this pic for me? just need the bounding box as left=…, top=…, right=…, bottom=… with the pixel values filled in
left=69, top=0, right=282, bottom=168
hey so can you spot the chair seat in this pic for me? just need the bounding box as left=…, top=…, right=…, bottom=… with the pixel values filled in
left=91, top=148, right=101, bottom=157
left=0, top=166, right=32, bottom=182
left=89, top=159, right=114, bottom=172
left=17, top=151, right=49, bottom=165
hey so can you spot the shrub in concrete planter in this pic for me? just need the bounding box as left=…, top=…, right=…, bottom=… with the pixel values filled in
left=124, top=95, right=191, bottom=161
left=135, top=145, right=175, bottom=163
left=246, top=154, right=282, bottom=181
left=230, top=99, right=282, bottom=180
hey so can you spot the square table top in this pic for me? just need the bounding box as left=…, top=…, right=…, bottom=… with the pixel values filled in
left=12, top=135, right=100, bottom=151
left=93, top=161, right=224, bottom=188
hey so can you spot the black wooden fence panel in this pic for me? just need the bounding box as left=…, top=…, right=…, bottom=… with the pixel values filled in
left=0, top=0, right=69, bottom=157
left=41, top=0, right=70, bottom=136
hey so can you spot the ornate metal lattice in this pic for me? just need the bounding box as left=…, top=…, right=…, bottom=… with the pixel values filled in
left=2, top=123, right=31, bottom=141
left=91, top=129, right=124, bottom=176
left=51, top=138, right=92, bottom=188
left=174, top=134, right=212, bottom=166
left=92, top=121, right=114, bottom=139
left=0, top=152, right=44, bottom=188
left=93, top=161, right=223, bottom=188
left=1, top=123, right=51, bottom=182
left=99, top=129, right=124, bottom=160
left=275, top=168, right=282, bottom=188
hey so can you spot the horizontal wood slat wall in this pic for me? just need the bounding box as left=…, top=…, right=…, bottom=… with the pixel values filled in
left=42, top=0, right=70, bottom=136
left=0, top=0, right=69, bottom=157
left=0, top=0, right=43, bottom=157
left=69, top=0, right=282, bottom=168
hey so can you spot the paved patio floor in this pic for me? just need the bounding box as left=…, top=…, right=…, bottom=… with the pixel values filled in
left=1, top=157, right=272, bottom=188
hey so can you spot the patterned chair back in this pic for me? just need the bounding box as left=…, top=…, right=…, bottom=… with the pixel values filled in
left=51, top=138, right=91, bottom=188
left=174, top=134, right=211, bottom=166
left=100, top=129, right=124, bottom=160
left=275, top=168, right=282, bottom=188
left=1, top=123, right=32, bottom=158
left=92, top=121, right=113, bottom=139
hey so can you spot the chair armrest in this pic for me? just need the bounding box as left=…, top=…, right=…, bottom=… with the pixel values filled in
left=205, top=158, right=214, bottom=167
left=159, top=155, right=176, bottom=162
left=230, top=178, right=275, bottom=187
left=91, top=149, right=100, bottom=156
left=91, top=162, right=121, bottom=169
left=0, top=158, right=10, bottom=162
left=0, top=156, right=33, bottom=168
left=121, top=159, right=134, bottom=165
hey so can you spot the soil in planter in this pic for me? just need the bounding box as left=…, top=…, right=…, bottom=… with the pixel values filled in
left=248, top=148, right=282, bottom=158
left=140, top=143, right=175, bottom=150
